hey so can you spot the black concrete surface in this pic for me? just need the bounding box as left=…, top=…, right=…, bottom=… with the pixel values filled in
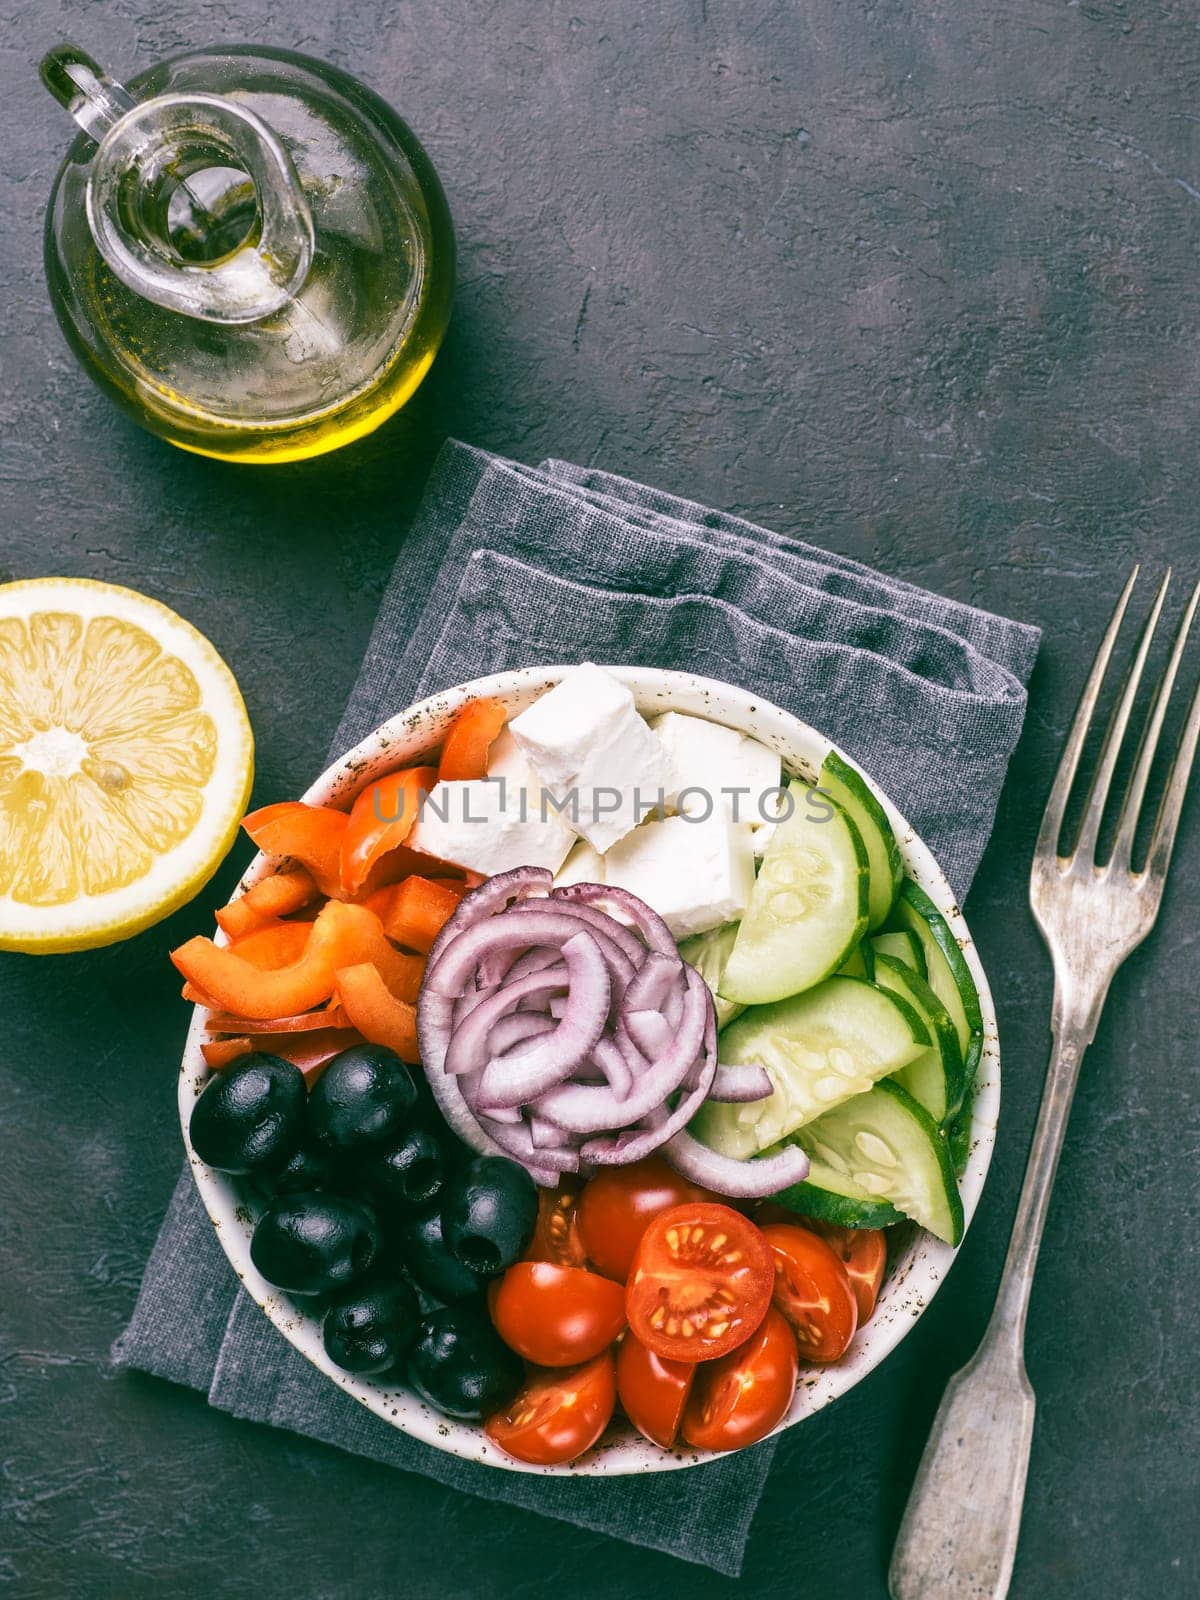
left=1, top=3, right=1197, bottom=1597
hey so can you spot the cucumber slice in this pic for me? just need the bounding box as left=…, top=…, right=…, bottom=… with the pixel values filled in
left=720, top=782, right=869, bottom=1006
left=678, top=923, right=745, bottom=1029
left=837, top=941, right=874, bottom=981
left=869, top=929, right=926, bottom=979
left=872, top=953, right=965, bottom=1122
left=772, top=1159, right=904, bottom=1229
left=947, top=1078, right=974, bottom=1176
left=692, top=976, right=930, bottom=1158
left=818, top=751, right=903, bottom=930
left=887, top=881, right=984, bottom=1094
left=795, top=1079, right=964, bottom=1245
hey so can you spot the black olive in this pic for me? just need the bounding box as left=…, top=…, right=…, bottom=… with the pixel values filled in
left=407, top=1305, right=523, bottom=1420
left=189, top=1055, right=306, bottom=1174
left=358, top=1125, right=447, bottom=1215
left=395, top=1206, right=488, bottom=1303
left=269, top=1140, right=336, bottom=1196
left=250, top=1193, right=379, bottom=1296
left=323, top=1277, right=421, bottom=1375
left=441, top=1156, right=537, bottom=1276
left=307, top=1045, right=421, bottom=1153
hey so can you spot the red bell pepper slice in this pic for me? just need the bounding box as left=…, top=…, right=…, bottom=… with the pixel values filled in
left=226, top=919, right=312, bottom=970
left=172, top=901, right=405, bottom=1020
left=201, top=1037, right=254, bottom=1069
left=334, top=962, right=421, bottom=1064
left=372, top=874, right=464, bottom=954
left=216, top=868, right=319, bottom=939
left=339, top=766, right=438, bottom=897
left=203, top=1000, right=351, bottom=1035
left=174, top=902, right=422, bottom=1021
left=243, top=803, right=348, bottom=898
left=182, top=980, right=221, bottom=1009
left=437, top=697, right=508, bottom=782
left=201, top=1027, right=363, bottom=1086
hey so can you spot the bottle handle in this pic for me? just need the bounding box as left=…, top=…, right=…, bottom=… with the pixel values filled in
left=41, top=45, right=314, bottom=325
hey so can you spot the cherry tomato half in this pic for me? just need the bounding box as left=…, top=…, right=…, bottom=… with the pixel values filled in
left=759, top=1223, right=858, bottom=1363
left=802, top=1219, right=887, bottom=1326
left=490, top=1262, right=626, bottom=1366
left=577, top=1156, right=716, bottom=1282
left=626, top=1202, right=774, bottom=1362
left=485, top=1352, right=616, bottom=1465
left=616, top=1333, right=695, bottom=1449
left=526, top=1178, right=588, bottom=1268
left=682, top=1306, right=798, bottom=1452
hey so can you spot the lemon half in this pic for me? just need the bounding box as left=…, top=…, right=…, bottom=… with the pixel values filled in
left=0, top=578, right=254, bottom=953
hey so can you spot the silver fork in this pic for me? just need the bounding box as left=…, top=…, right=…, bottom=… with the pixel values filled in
left=889, top=567, right=1200, bottom=1600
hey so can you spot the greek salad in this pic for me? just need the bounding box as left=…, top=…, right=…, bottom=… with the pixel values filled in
left=175, top=664, right=982, bottom=1464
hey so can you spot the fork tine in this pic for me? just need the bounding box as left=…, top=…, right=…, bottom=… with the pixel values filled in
left=1145, top=582, right=1200, bottom=883
left=1036, top=567, right=1139, bottom=861
left=1111, top=578, right=1200, bottom=870
left=1073, top=570, right=1171, bottom=863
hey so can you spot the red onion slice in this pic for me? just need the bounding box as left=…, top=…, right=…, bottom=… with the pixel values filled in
left=534, top=969, right=711, bottom=1134
left=622, top=951, right=684, bottom=1014
left=487, top=1011, right=558, bottom=1056
left=452, top=979, right=501, bottom=1030
left=580, top=1000, right=717, bottom=1165
left=552, top=882, right=677, bottom=955
left=591, top=1035, right=634, bottom=1102
left=581, top=1052, right=717, bottom=1165
left=425, top=910, right=629, bottom=998
left=663, top=980, right=684, bottom=1029
left=518, top=894, right=648, bottom=966
left=475, top=931, right=611, bottom=1109
left=663, top=1129, right=811, bottom=1196
left=476, top=1101, right=522, bottom=1125
left=444, top=965, right=568, bottom=1076
left=506, top=900, right=639, bottom=1004
left=424, top=866, right=552, bottom=973
left=529, top=1114, right=573, bottom=1150
left=624, top=1007, right=673, bottom=1059
left=483, top=1116, right=580, bottom=1174
left=500, top=944, right=570, bottom=985
left=413, top=1014, right=509, bottom=1162
left=419, top=869, right=789, bottom=1194
left=417, top=871, right=551, bottom=1089
left=708, top=1063, right=774, bottom=1102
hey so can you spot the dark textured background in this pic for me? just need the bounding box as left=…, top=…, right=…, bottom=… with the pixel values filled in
left=1, top=2, right=1197, bottom=1596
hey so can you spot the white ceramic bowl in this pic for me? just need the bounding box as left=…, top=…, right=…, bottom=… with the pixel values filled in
left=178, top=665, right=1000, bottom=1475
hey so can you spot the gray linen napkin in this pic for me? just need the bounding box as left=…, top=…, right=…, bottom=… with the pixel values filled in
left=114, top=441, right=1041, bottom=1577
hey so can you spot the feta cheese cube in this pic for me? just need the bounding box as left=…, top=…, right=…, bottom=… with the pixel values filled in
left=409, top=778, right=574, bottom=876
left=509, top=663, right=673, bottom=851
left=650, top=712, right=741, bottom=815
left=650, top=712, right=783, bottom=823
left=485, top=726, right=535, bottom=787
left=553, top=837, right=606, bottom=889
left=751, top=787, right=788, bottom=858
left=604, top=812, right=756, bottom=939
left=734, top=738, right=785, bottom=819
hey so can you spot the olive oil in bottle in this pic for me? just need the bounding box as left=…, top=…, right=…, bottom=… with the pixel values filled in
left=42, top=44, right=454, bottom=463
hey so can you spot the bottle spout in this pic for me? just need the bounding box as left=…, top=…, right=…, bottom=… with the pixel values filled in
left=40, top=44, right=135, bottom=141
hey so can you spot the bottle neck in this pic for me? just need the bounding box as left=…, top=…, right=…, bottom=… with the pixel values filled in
left=41, top=44, right=314, bottom=325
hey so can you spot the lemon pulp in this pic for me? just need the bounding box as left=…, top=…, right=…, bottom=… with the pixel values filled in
left=0, top=579, right=254, bottom=953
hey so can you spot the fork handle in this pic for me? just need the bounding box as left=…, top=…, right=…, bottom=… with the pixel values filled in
left=993, top=1022, right=1088, bottom=1337
left=889, top=1022, right=1090, bottom=1599
left=888, top=1329, right=1036, bottom=1600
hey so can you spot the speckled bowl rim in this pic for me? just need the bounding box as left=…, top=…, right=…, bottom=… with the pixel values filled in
left=179, top=665, right=1000, bottom=1476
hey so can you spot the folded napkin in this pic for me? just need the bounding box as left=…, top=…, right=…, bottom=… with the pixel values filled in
left=114, top=442, right=1041, bottom=1577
